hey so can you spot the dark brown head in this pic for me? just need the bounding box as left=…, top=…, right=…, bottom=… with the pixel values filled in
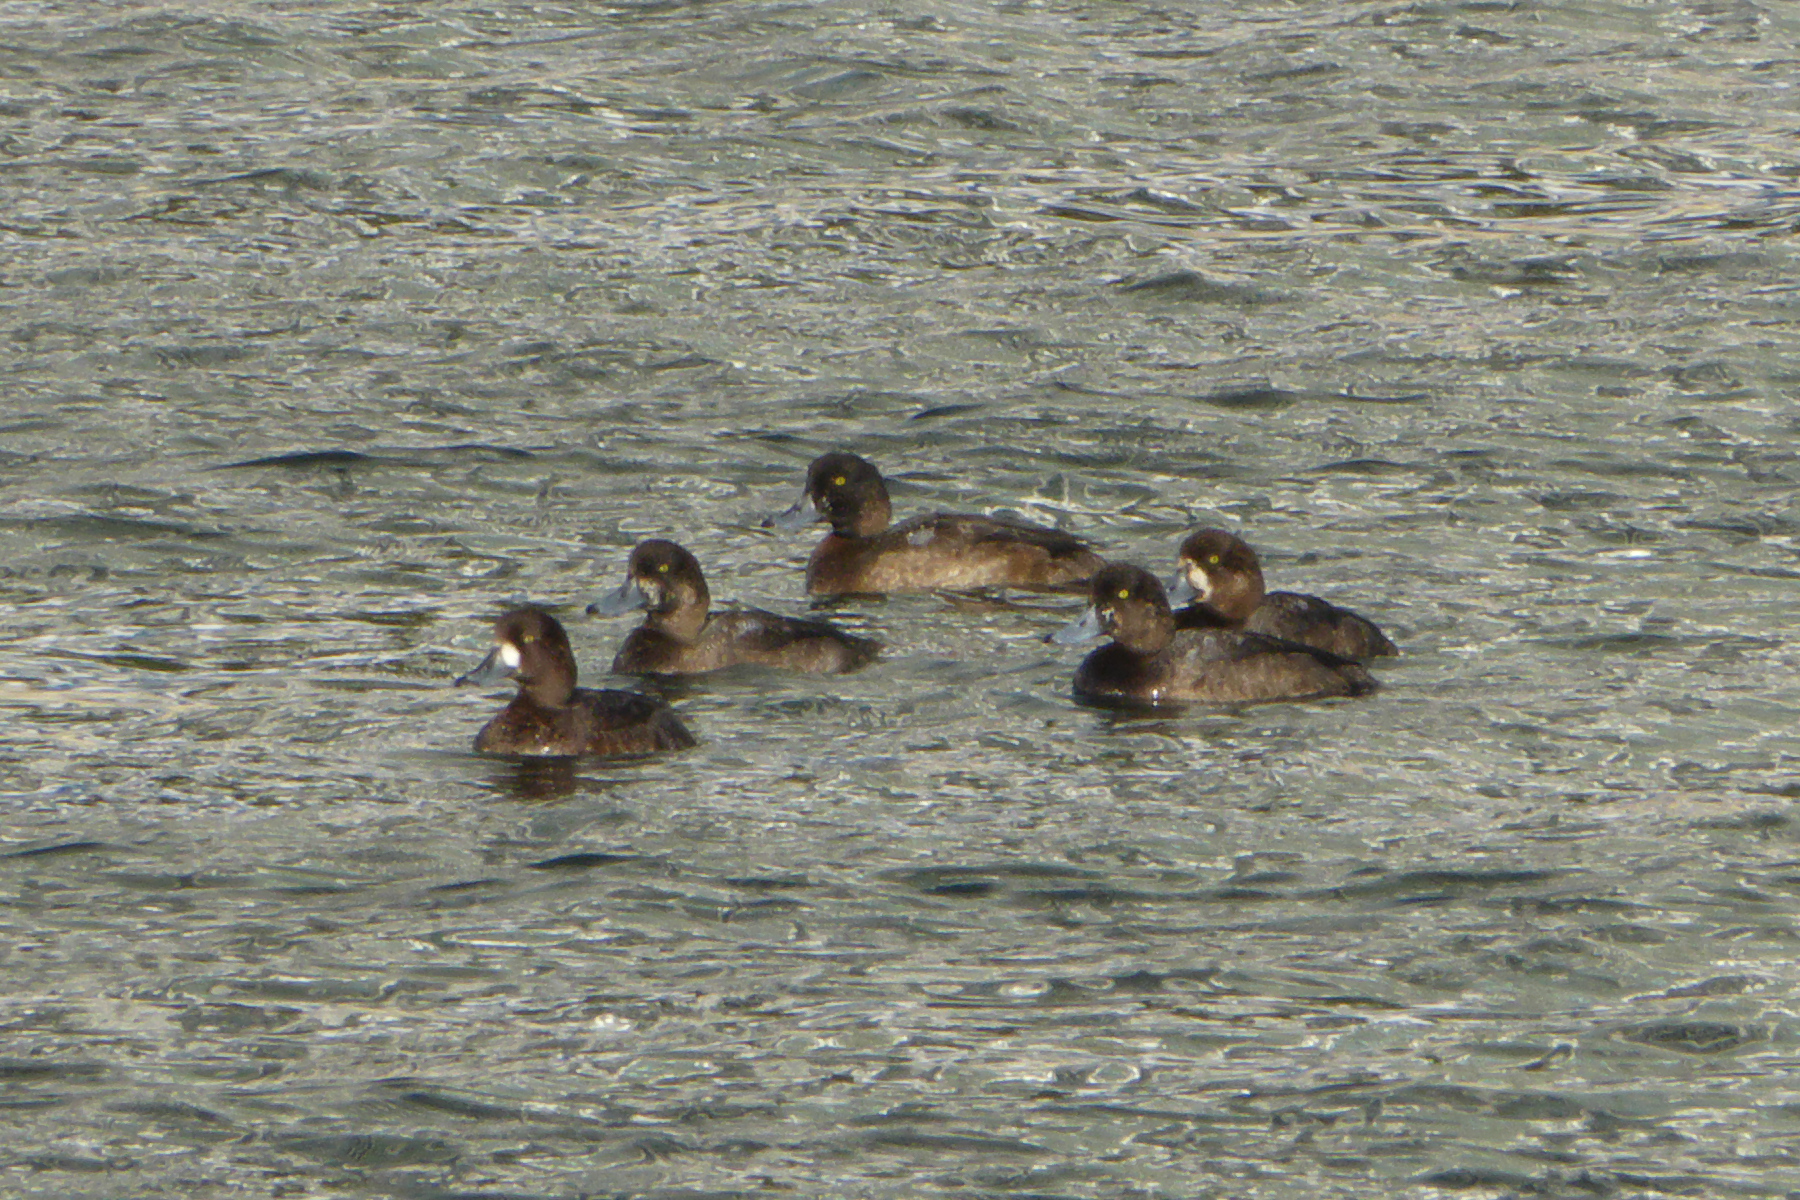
left=1048, top=563, right=1177, bottom=655
left=455, top=607, right=579, bottom=708
left=588, top=539, right=710, bottom=640
left=1171, top=528, right=1265, bottom=623
left=779, top=451, right=892, bottom=538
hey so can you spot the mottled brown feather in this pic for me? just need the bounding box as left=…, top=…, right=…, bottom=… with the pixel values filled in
left=1173, top=528, right=1396, bottom=661
left=460, top=607, right=695, bottom=757
left=1059, top=564, right=1376, bottom=708
left=600, top=539, right=880, bottom=674
left=790, top=452, right=1104, bottom=596
left=474, top=687, right=696, bottom=757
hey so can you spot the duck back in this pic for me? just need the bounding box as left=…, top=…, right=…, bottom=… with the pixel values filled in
left=1244, top=592, right=1398, bottom=661
left=808, top=513, right=1103, bottom=595
left=1076, top=628, right=1375, bottom=707
left=614, top=609, right=879, bottom=675
left=476, top=687, right=695, bottom=757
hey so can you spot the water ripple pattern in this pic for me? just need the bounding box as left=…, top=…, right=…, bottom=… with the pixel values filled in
left=1, top=2, right=1798, bottom=1197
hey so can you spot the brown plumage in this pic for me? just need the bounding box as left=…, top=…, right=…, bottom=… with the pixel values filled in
left=1171, top=529, right=1397, bottom=661
left=589, top=539, right=880, bottom=675
left=1048, top=564, right=1376, bottom=708
left=779, top=451, right=1105, bottom=596
left=455, top=607, right=695, bottom=757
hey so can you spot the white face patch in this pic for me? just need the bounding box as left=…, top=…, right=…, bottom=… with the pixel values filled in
left=1187, top=565, right=1214, bottom=602
left=499, top=642, right=522, bottom=669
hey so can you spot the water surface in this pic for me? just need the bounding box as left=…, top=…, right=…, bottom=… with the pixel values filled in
left=3, top=2, right=1799, bottom=1197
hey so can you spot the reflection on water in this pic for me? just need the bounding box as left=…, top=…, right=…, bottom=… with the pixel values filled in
left=2, top=1, right=1799, bottom=1196
left=483, top=755, right=583, bottom=802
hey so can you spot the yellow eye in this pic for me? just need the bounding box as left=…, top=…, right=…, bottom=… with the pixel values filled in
left=831, top=475, right=846, bottom=486
left=520, top=634, right=536, bottom=644
left=1207, top=554, right=1220, bottom=565
left=657, top=562, right=670, bottom=573
left=1116, top=588, right=1131, bottom=599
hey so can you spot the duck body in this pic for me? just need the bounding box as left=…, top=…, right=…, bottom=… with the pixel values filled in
left=592, top=539, right=879, bottom=675
left=1052, top=564, right=1375, bottom=709
left=472, top=685, right=695, bottom=757
left=1239, top=592, right=1396, bottom=660
left=781, top=452, right=1103, bottom=596
left=1170, top=528, right=1396, bottom=661
left=808, top=512, right=1104, bottom=596
left=1072, top=625, right=1375, bottom=708
left=457, top=607, right=695, bottom=757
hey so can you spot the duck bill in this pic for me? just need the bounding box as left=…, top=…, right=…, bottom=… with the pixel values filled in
left=1165, top=572, right=1200, bottom=605
left=769, top=490, right=822, bottom=533
left=455, top=646, right=514, bottom=688
left=1046, top=606, right=1105, bottom=646
left=586, top=577, right=650, bottom=617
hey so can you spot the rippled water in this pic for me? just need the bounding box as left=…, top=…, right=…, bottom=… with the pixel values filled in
left=3, top=2, right=1800, bottom=1196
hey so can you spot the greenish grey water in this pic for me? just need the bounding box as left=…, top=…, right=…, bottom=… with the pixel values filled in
left=2, top=2, right=1799, bottom=1197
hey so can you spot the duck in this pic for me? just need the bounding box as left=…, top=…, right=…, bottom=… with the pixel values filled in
left=455, top=607, right=695, bottom=756
left=588, top=539, right=880, bottom=674
left=1048, top=563, right=1377, bottom=707
left=1169, top=528, right=1397, bottom=661
left=774, top=451, right=1105, bottom=596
